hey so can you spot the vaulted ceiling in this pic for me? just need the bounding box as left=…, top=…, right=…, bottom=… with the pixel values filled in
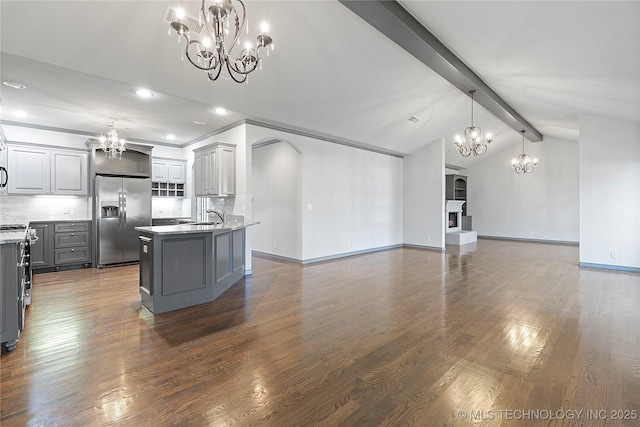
left=1, top=1, right=638, bottom=169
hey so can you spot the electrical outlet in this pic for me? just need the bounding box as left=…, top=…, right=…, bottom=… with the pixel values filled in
left=611, top=251, right=617, bottom=259
left=347, top=241, right=352, bottom=248
left=307, top=204, right=313, bottom=211
left=274, top=242, right=279, bottom=250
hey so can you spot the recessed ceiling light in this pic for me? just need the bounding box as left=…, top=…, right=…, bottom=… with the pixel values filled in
left=136, top=88, right=153, bottom=98
left=407, top=115, right=421, bottom=123
left=214, top=107, right=227, bottom=115
left=167, top=134, right=176, bottom=140
left=194, top=120, right=206, bottom=125
left=3, top=81, right=26, bottom=90
left=13, top=110, right=27, bottom=118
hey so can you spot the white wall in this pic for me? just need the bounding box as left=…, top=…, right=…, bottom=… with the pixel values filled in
left=185, top=124, right=254, bottom=271
left=252, top=141, right=302, bottom=259
left=579, top=115, right=640, bottom=269
left=246, top=123, right=403, bottom=262
left=464, top=135, right=579, bottom=243
left=403, top=138, right=445, bottom=249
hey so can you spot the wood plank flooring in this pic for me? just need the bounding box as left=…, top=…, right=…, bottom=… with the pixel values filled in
left=1, top=239, right=639, bottom=426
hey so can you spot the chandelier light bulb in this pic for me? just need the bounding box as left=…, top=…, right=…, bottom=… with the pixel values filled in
left=176, top=8, right=185, bottom=19
left=261, top=21, right=269, bottom=33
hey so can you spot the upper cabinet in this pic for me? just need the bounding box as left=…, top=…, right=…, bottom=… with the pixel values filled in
left=7, top=145, right=87, bottom=195
left=152, top=158, right=186, bottom=184
left=52, top=150, right=88, bottom=195
left=151, top=158, right=186, bottom=198
left=193, top=143, right=236, bottom=197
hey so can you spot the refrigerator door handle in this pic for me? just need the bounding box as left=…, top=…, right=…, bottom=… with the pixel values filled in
left=123, top=192, right=127, bottom=224
left=118, top=191, right=123, bottom=227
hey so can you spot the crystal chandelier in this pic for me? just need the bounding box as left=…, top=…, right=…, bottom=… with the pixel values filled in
left=454, top=90, right=492, bottom=157
left=512, top=130, right=538, bottom=174
left=169, top=0, right=274, bottom=83
left=99, top=120, right=126, bottom=160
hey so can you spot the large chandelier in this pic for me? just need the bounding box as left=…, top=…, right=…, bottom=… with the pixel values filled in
left=169, top=0, right=273, bottom=83
left=512, top=130, right=538, bottom=174
left=99, top=120, right=126, bottom=160
left=454, top=90, right=492, bottom=157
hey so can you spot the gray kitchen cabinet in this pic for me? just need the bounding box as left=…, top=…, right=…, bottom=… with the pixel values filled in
left=7, top=145, right=88, bottom=195
left=214, top=228, right=245, bottom=284
left=1, top=240, right=24, bottom=352
left=53, top=222, right=91, bottom=266
left=29, top=222, right=52, bottom=269
left=137, top=226, right=246, bottom=314
left=7, top=146, right=50, bottom=194
left=193, top=143, right=235, bottom=197
left=31, top=221, right=91, bottom=272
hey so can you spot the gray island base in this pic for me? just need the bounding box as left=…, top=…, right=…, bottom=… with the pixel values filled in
left=135, top=222, right=256, bottom=314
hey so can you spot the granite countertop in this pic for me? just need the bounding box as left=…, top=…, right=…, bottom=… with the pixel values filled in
left=0, top=229, right=28, bottom=244
left=136, top=220, right=260, bottom=235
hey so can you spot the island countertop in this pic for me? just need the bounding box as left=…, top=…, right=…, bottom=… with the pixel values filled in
left=135, top=220, right=259, bottom=235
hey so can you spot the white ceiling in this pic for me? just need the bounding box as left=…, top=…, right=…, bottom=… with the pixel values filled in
left=1, top=1, right=638, bottom=169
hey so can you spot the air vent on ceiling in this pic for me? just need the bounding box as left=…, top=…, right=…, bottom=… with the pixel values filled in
left=163, top=6, right=204, bottom=35
left=407, top=115, right=421, bottom=123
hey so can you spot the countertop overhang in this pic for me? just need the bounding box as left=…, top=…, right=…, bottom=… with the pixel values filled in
left=135, top=221, right=259, bottom=235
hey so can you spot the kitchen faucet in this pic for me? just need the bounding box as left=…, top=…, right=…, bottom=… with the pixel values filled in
left=206, top=207, right=226, bottom=223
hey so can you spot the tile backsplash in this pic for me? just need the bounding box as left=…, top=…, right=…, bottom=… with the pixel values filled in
left=0, top=195, right=192, bottom=223
left=152, top=197, right=190, bottom=219
left=0, top=195, right=91, bottom=223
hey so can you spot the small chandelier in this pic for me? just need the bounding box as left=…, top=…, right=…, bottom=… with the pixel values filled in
left=512, top=130, right=538, bottom=174
left=99, top=119, right=126, bottom=160
left=169, top=0, right=274, bottom=83
left=454, top=90, right=492, bottom=157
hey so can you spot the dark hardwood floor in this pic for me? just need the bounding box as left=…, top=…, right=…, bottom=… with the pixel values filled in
left=1, top=239, right=639, bottom=426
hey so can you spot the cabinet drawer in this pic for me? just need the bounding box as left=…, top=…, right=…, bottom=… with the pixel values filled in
left=54, top=231, right=89, bottom=248
left=54, top=222, right=90, bottom=233
left=54, top=247, right=90, bottom=265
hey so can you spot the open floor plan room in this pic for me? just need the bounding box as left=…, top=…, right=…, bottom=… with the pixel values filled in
left=1, top=239, right=639, bottom=426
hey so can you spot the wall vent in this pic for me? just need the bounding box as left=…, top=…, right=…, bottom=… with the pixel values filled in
left=163, top=6, right=204, bottom=35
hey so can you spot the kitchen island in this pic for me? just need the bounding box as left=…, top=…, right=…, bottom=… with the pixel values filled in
left=135, top=220, right=257, bottom=314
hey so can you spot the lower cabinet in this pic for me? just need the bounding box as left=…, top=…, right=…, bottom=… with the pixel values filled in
left=31, top=221, right=91, bottom=272
left=29, top=222, right=52, bottom=269
left=139, top=228, right=246, bottom=314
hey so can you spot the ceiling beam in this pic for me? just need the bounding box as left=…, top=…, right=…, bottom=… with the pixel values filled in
left=339, top=0, right=543, bottom=142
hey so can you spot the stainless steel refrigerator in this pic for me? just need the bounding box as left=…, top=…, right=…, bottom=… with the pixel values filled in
left=96, top=175, right=151, bottom=266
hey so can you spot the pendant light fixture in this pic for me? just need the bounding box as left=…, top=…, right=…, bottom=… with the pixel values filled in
left=99, top=119, right=126, bottom=160
left=454, top=90, right=492, bottom=157
left=168, top=0, right=274, bottom=83
left=512, top=130, right=538, bottom=174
